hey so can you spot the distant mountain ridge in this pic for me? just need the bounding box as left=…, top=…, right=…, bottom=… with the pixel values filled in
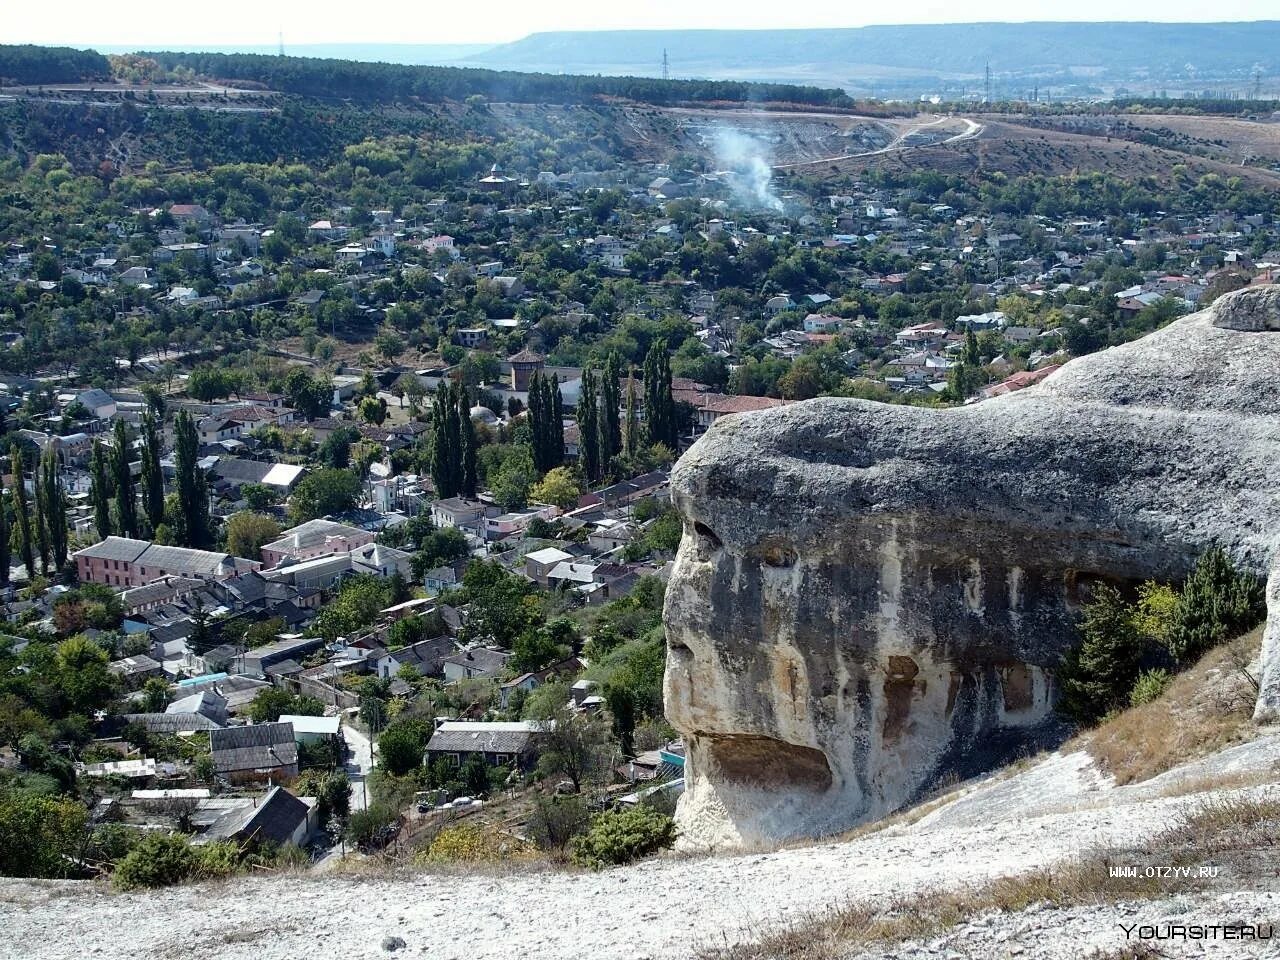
left=461, top=22, right=1280, bottom=92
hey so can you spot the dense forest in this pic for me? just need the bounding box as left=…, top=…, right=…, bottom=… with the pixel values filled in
left=135, top=51, right=858, bottom=109
left=0, top=45, right=111, bottom=85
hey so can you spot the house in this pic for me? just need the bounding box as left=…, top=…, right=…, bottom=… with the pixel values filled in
left=260, top=519, right=376, bottom=567
left=497, top=656, right=586, bottom=709
left=167, top=203, right=213, bottom=229
left=200, top=785, right=316, bottom=849
left=802, top=313, right=842, bottom=334
left=278, top=714, right=341, bottom=745
left=525, top=547, right=573, bottom=585
left=73, top=538, right=255, bottom=588
left=424, top=720, right=550, bottom=769
left=430, top=498, right=489, bottom=534
left=210, top=458, right=307, bottom=495
left=765, top=295, right=794, bottom=316
left=240, top=635, right=325, bottom=678
left=454, top=327, right=489, bottom=349
left=349, top=542, right=414, bottom=579
left=373, top=636, right=455, bottom=680
left=209, top=722, right=299, bottom=784
left=587, top=518, right=637, bottom=553
left=73, top=388, right=117, bottom=420
left=442, top=646, right=513, bottom=682
left=167, top=691, right=229, bottom=726
left=109, top=654, right=163, bottom=686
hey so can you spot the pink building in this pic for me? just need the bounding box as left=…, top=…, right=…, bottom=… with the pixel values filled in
left=73, top=537, right=257, bottom=589
left=259, top=519, right=376, bottom=568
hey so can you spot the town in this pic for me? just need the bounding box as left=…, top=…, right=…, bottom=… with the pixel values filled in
left=2, top=41, right=1280, bottom=891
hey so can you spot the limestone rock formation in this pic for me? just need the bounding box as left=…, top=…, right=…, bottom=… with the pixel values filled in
left=663, top=285, right=1280, bottom=850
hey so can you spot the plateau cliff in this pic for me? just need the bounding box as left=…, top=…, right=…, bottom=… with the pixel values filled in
left=664, top=285, right=1280, bottom=849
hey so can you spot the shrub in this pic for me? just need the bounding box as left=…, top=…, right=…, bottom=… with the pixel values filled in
left=194, top=840, right=242, bottom=879
left=113, top=833, right=197, bottom=889
left=526, top=794, right=591, bottom=859
left=423, top=824, right=513, bottom=864
left=345, top=802, right=398, bottom=851
left=570, top=806, right=677, bottom=869
left=1129, top=668, right=1174, bottom=707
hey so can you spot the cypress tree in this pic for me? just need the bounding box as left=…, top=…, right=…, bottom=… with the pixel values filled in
left=457, top=383, right=477, bottom=500
left=623, top=372, right=640, bottom=458
left=173, top=410, right=207, bottom=547
left=430, top=382, right=462, bottom=499
left=32, top=466, right=49, bottom=576
left=40, top=448, right=67, bottom=571
left=9, top=445, right=33, bottom=578
left=89, top=440, right=113, bottom=540
left=0, top=486, right=9, bottom=588
left=112, top=419, right=138, bottom=539
left=579, top=365, right=600, bottom=484
left=140, top=411, right=165, bottom=532
left=527, top=370, right=547, bottom=473
left=600, top=351, right=622, bottom=465
left=642, top=344, right=678, bottom=450
left=549, top=373, right=564, bottom=468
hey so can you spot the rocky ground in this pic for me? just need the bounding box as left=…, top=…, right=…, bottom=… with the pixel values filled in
left=3, top=732, right=1278, bottom=960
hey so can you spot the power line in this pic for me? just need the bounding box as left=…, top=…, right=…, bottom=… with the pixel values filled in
left=662, top=49, right=669, bottom=82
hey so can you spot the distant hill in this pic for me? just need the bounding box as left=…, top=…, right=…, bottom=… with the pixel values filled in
left=94, top=43, right=494, bottom=65
left=462, top=22, right=1280, bottom=93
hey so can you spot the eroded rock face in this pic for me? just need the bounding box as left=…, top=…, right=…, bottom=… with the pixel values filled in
left=664, top=286, right=1280, bottom=850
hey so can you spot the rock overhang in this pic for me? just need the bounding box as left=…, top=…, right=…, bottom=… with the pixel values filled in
left=663, top=285, right=1280, bottom=849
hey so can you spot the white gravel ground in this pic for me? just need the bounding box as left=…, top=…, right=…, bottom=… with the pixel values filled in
left=2, top=738, right=1278, bottom=960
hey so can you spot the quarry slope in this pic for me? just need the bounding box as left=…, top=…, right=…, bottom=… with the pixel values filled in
left=4, top=732, right=1279, bottom=960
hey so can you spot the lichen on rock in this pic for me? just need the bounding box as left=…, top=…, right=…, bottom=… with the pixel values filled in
left=663, top=285, right=1280, bottom=849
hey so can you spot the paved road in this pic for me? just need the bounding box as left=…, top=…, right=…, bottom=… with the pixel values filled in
left=342, top=722, right=374, bottom=813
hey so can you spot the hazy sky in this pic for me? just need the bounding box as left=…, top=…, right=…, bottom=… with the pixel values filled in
left=9, top=1, right=1278, bottom=47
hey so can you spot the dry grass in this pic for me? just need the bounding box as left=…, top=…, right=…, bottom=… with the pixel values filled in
left=701, top=792, right=1280, bottom=960
left=698, top=858, right=1176, bottom=960
left=1081, top=629, right=1263, bottom=786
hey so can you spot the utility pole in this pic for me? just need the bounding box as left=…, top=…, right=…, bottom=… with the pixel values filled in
left=1255, top=67, right=1262, bottom=101
left=984, top=61, right=991, bottom=104
left=662, top=49, right=669, bottom=82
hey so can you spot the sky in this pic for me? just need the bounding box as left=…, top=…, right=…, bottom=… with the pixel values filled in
left=7, top=1, right=1278, bottom=48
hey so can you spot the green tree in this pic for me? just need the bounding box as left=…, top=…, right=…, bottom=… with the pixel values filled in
left=38, top=447, right=67, bottom=571
left=224, top=511, right=281, bottom=560
left=89, top=440, right=113, bottom=540
left=141, top=677, right=171, bottom=713
left=430, top=381, right=463, bottom=499
left=529, top=467, right=581, bottom=510
left=288, top=469, right=360, bottom=523
left=172, top=411, right=209, bottom=548
left=0, top=794, right=87, bottom=878
left=378, top=723, right=425, bottom=777
left=1168, top=547, right=1265, bottom=662
left=139, top=412, right=165, bottom=532
left=599, top=351, right=622, bottom=466
left=623, top=374, right=641, bottom=458
left=112, top=419, right=139, bottom=539
left=642, top=343, right=677, bottom=450
left=56, top=634, right=116, bottom=715
left=0, top=485, right=9, bottom=587
left=10, top=445, right=34, bottom=577
left=578, top=364, right=600, bottom=484
left=457, top=383, right=477, bottom=499
left=1057, top=585, right=1146, bottom=725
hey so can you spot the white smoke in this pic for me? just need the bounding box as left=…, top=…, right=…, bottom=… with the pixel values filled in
left=711, top=126, right=783, bottom=212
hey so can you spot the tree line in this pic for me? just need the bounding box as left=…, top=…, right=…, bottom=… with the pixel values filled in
left=136, top=50, right=857, bottom=109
